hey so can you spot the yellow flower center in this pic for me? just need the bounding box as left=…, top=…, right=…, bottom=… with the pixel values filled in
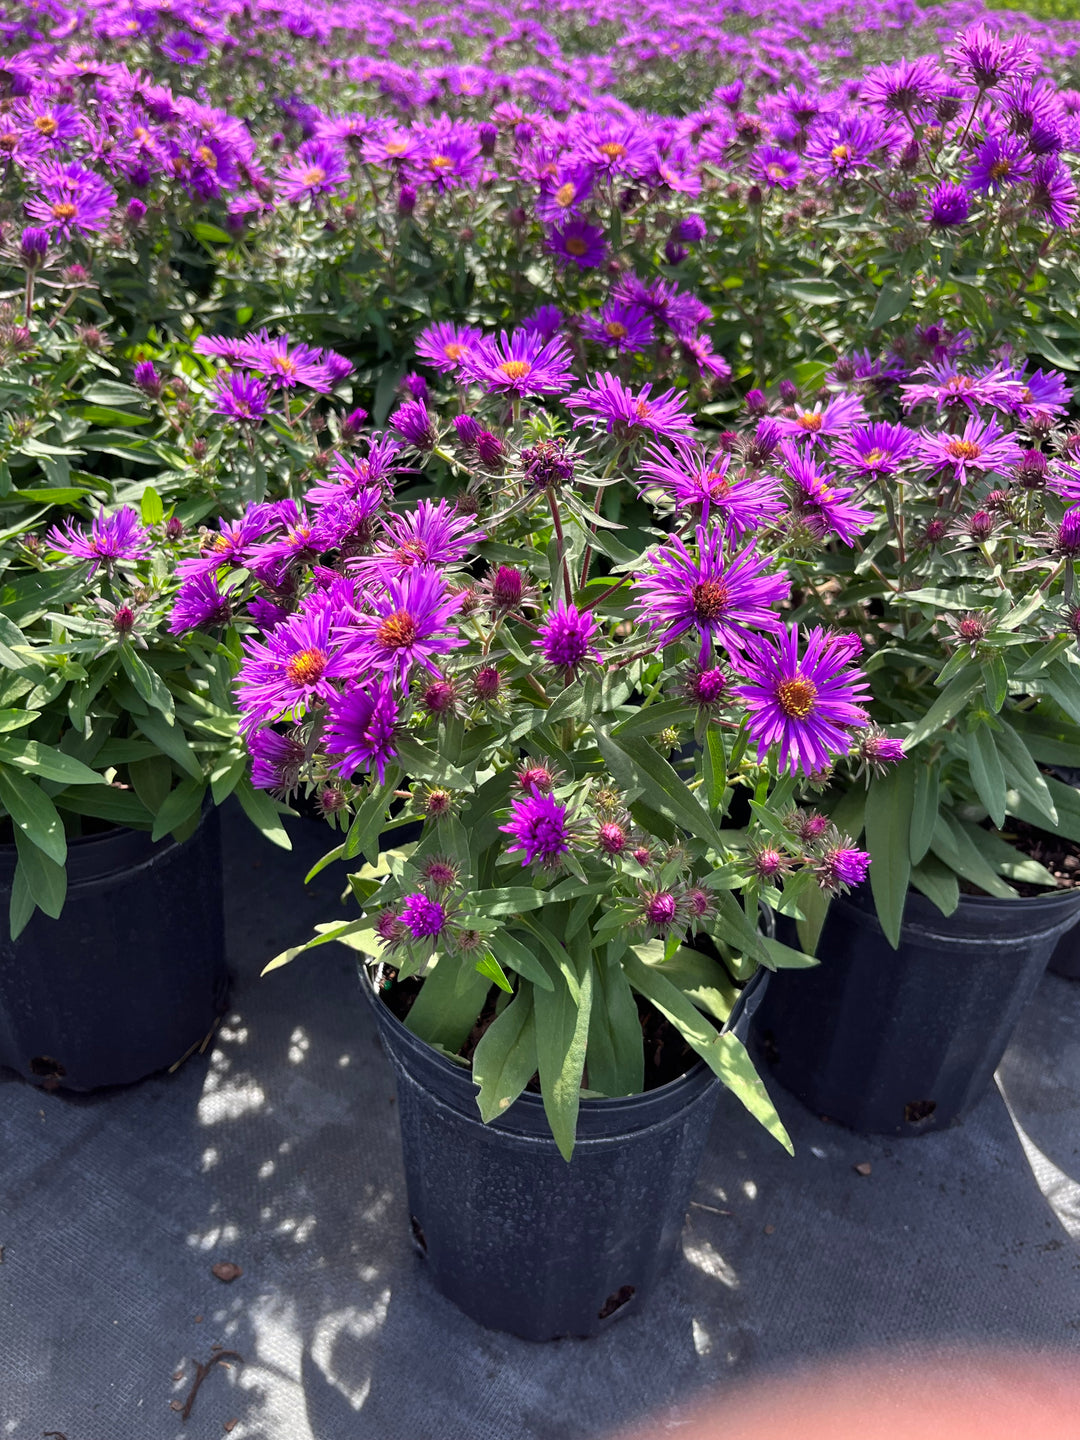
left=776, top=676, right=817, bottom=718
left=51, top=201, right=77, bottom=220
left=196, top=146, right=216, bottom=169
left=443, top=342, right=464, bottom=360
left=598, top=141, right=626, bottom=159
left=797, top=411, right=823, bottom=432
left=555, top=181, right=576, bottom=207
left=376, top=610, right=418, bottom=649
left=863, top=448, right=887, bottom=466
left=273, top=356, right=298, bottom=375
left=498, top=360, right=531, bottom=381
left=303, top=166, right=326, bottom=185
left=947, top=438, right=982, bottom=460
left=429, top=154, right=453, bottom=169
left=604, top=321, right=628, bottom=340
left=285, top=647, right=327, bottom=686
left=830, top=143, right=851, bottom=162
left=634, top=399, right=652, bottom=420
left=34, top=115, right=57, bottom=136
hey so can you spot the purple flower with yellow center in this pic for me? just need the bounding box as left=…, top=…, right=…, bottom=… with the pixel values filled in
left=249, top=729, right=306, bottom=796
left=781, top=443, right=874, bottom=545
left=400, top=892, right=448, bottom=940
left=736, top=625, right=871, bottom=776
left=638, top=443, right=784, bottom=536
left=633, top=527, right=789, bottom=661
left=24, top=159, right=116, bottom=236
left=177, top=506, right=277, bottom=579
left=277, top=139, right=349, bottom=204
left=323, top=678, right=399, bottom=783
left=832, top=422, right=918, bottom=479
left=775, top=392, right=866, bottom=444
left=1009, top=367, right=1073, bottom=423
left=235, top=604, right=360, bottom=734
left=928, top=182, right=970, bottom=228
left=351, top=569, right=467, bottom=680
left=581, top=300, right=654, bottom=355
left=352, top=499, right=484, bottom=582
left=308, top=437, right=402, bottom=504
left=534, top=600, right=601, bottom=674
left=462, top=329, right=574, bottom=398
left=804, top=114, right=886, bottom=180
left=547, top=219, right=606, bottom=270
left=210, top=371, right=270, bottom=423
left=536, top=165, right=595, bottom=225
left=499, top=792, right=573, bottom=870
left=242, top=333, right=331, bottom=391
left=415, top=321, right=484, bottom=375
left=409, top=125, right=483, bottom=193
left=916, top=416, right=1023, bottom=484
left=966, top=132, right=1033, bottom=194
left=47, top=506, right=150, bottom=575
left=749, top=145, right=801, bottom=190
left=161, top=29, right=208, bottom=64
left=900, top=362, right=1023, bottom=415
left=169, top=571, right=232, bottom=634
left=565, top=372, right=694, bottom=441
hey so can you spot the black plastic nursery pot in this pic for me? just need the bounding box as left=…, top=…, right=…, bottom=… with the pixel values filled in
left=1047, top=927, right=1080, bottom=979
left=361, top=964, right=768, bottom=1342
left=753, top=883, right=1080, bottom=1136
left=0, top=804, right=228, bottom=1091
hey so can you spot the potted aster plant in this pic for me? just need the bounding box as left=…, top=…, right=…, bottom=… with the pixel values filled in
left=225, top=320, right=878, bottom=1340
left=742, top=347, right=1080, bottom=1135
left=0, top=490, right=299, bottom=1091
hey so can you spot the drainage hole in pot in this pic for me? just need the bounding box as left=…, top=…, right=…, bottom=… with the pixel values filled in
left=598, top=1285, right=635, bottom=1320
left=29, top=1055, right=67, bottom=1079
left=904, top=1099, right=937, bottom=1125
left=409, top=1216, right=428, bottom=1254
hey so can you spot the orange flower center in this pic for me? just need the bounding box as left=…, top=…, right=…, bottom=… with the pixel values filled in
left=303, top=166, right=326, bottom=185
left=776, top=676, right=817, bottom=718
left=385, top=140, right=407, bottom=155
left=797, top=411, right=823, bottom=432
left=51, top=201, right=77, bottom=220
left=429, top=154, right=453, bottom=169
left=34, top=115, right=57, bottom=136
left=196, top=146, right=216, bottom=168
left=863, top=448, right=887, bottom=466
left=634, top=399, right=652, bottom=420
left=376, top=610, right=418, bottom=649
left=394, top=540, right=428, bottom=565
left=443, top=342, right=464, bottom=360
left=830, top=143, right=851, bottom=162
left=989, top=159, right=1012, bottom=181
left=598, top=141, right=626, bottom=159
left=285, top=647, right=327, bottom=686
left=946, top=439, right=982, bottom=460
left=564, top=236, right=588, bottom=256
left=944, top=375, right=974, bottom=391
left=690, top=580, right=730, bottom=621
left=604, top=321, right=628, bottom=339
left=498, top=360, right=531, bottom=380
left=555, top=181, right=576, bottom=207
left=272, top=355, right=298, bottom=375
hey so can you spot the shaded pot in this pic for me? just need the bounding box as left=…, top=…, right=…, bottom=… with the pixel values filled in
left=362, top=964, right=768, bottom=1341
left=753, top=884, right=1080, bottom=1136
left=0, top=805, right=228, bottom=1091
left=1047, top=926, right=1080, bottom=980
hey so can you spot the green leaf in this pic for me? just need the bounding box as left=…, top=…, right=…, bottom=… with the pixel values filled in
left=0, top=709, right=36, bottom=733
left=795, top=882, right=830, bottom=956
left=134, top=710, right=203, bottom=781
left=474, top=950, right=513, bottom=993
left=703, top=725, right=726, bottom=811
left=13, top=828, right=66, bottom=920
left=930, top=813, right=1016, bottom=899
left=905, top=669, right=982, bottom=748
left=761, top=936, right=819, bottom=968
left=129, top=753, right=174, bottom=815
left=544, top=680, right=585, bottom=725
left=404, top=954, right=492, bottom=1055
left=611, top=701, right=697, bottom=738
left=909, top=762, right=939, bottom=865
left=0, top=738, right=105, bottom=787
left=534, top=949, right=593, bottom=1161
left=593, top=726, right=721, bottom=847
left=995, top=718, right=1058, bottom=827
left=472, top=988, right=538, bottom=1123
left=51, top=784, right=152, bottom=827
left=966, top=721, right=1007, bottom=829
left=234, top=778, right=292, bottom=850
left=9, top=857, right=34, bottom=940
left=1005, top=774, right=1080, bottom=846
left=0, top=766, right=65, bottom=865
left=865, top=761, right=916, bottom=949
left=910, top=854, right=960, bottom=917
left=82, top=380, right=148, bottom=407
left=982, top=652, right=1009, bottom=713
left=140, top=485, right=164, bottom=526
left=586, top=947, right=645, bottom=1096
left=489, top=928, right=554, bottom=990
left=210, top=752, right=247, bottom=805
left=777, top=279, right=848, bottom=305
left=121, top=647, right=175, bottom=719
left=150, top=778, right=206, bottom=842
left=868, top=280, right=913, bottom=329
left=468, top=886, right=556, bottom=918
left=638, top=940, right=738, bottom=1022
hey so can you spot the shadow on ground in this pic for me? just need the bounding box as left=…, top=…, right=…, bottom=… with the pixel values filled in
left=2, top=803, right=1079, bottom=1439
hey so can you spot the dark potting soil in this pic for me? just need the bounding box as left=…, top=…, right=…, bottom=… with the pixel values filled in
left=378, top=971, right=698, bottom=1092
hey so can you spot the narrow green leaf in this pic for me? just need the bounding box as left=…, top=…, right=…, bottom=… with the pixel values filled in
left=909, top=762, right=939, bottom=865
left=140, top=485, right=164, bottom=526
left=795, top=882, right=830, bottom=956
left=474, top=951, right=513, bottom=994
left=134, top=710, right=202, bottom=781
left=995, top=718, right=1057, bottom=827
left=490, top=928, right=555, bottom=990
left=121, top=647, right=175, bottom=720
left=930, top=813, right=1016, bottom=899
left=586, top=947, right=645, bottom=1096
left=593, top=726, right=722, bottom=847
left=910, top=854, right=960, bottom=917
left=534, top=950, right=593, bottom=1161
left=0, top=738, right=105, bottom=786
left=865, top=761, right=916, bottom=949
left=905, top=669, right=982, bottom=749
left=234, top=777, right=292, bottom=850
left=868, top=280, right=912, bottom=329
left=0, top=766, right=65, bottom=865
left=13, top=828, right=66, bottom=919
left=703, top=725, right=725, bottom=811
left=966, top=721, right=1007, bottom=828
left=129, top=753, right=174, bottom=815
left=150, top=778, right=205, bottom=842
left=982, top=652, right=1008, bottom=713
left=404, top=954, right=492, bottom=1053
left=472, top=988, right=538, bottom=1123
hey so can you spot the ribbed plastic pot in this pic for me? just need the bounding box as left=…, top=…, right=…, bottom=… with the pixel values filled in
left=0, top=804, right=228, bottom=1091
left=753, top=884, right=1080, bottom=1136
left=362, top=964, right=768, bottom=1341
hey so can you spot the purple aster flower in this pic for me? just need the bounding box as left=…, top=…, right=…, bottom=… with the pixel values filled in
left=832, top=422, right=917, bottom=480
left=928, top=182, right=970, bottom=228
left=499, top=793, right=573, bottom=870
left=48, top=506, right=150, bottom=575
left=750, top=146, right=801, bottom=190
left=249, top=729, right=306, bottom=796
left=804, top=114, right=888, bottom=181
left=169, top=571, right=232, bottom=634
left=248, top=597, right=292, bottom=632
left=916, top=416, right=1024, bottom=484
left=323, top=678, right=399, bottom=783
left=245, top=507, right=321, bottom=585
left=547, top=219, right=606, bottom=270
left=633, top=527, right=789, bottom=660
left=638, top=443, right=784, bottom=536
left=390, top=400, right=435, bottom=449
left=19, top=227, right=48, bottom=266
left=132, top=360, right=161, bottom=396
left=25, top=159, right=117, bottom=237
left=278, top=139, right=349, bottom=204
left=400, top=892, right=448, bottom=939
left=782, top=443, right=874, bottom=545
left=775, top=393, right=866, bottom=443
left=178, top=506, right=277, bottom=579
left=676, top=214, right=707, bottom=243
left=308, top=438, right=402, bottom=504
left=861, top=57, right=943, bottom=119
left=1010, top=367, right=1073, bottom=422
left=534, top=600, right=601, bottom=674
left=816, top=846, right=871, bottom=893
left=462, top=329, right=574, bottom=398
left=242, top=333, right=333, bottom=392
left=236, top=604, right=361, bottom=734
left=947, top=25, right=1036, bottom=92
left=581, top=300, right=654, bottom=355
left=564, top=372, right=694, bottom=441
left=900, top=362, right=1024, bottom=414
left=736, top=625, right=871, bottom=776
left=415, top=321, right=484, bottom=374
left=409, top=122, right=483, bottom=193
left=210, top=371, right=270, bottom=423
left=535, top=164, right=595, bottom=225
left=966, top=132, right=1033, bottom=194
left=352, top=499, right=484, bottom=581
left=1031, top=157, right=1078, bottom=229
left=351, top=569, right=467, bottom=680
left=519, top=305, right=565, bottom=343
left=160, top=30, right=209, bottom=64
left=194, top=334, right=253, bottom=365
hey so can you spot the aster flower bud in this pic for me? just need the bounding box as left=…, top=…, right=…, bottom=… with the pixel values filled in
left=967, top=510, right=994, bottom=541
left=391, top=400, right=435, bottom=451
left=815, top=845, right=870, bottom=894
left=452, top=414, right=481, bottom=452
left=746, top=183, right=763, bottom=206
left=400, top=371, right=428, bottom=403
left=473, top=665, right=501, bottom=701
left=133, top=360, right=161, bottom=396
left=340, top=407, right=368, bottom=441
left=397, top=184, right=417, bottom=216
left=1056, top=509, right=1080, bottom=557
left=744, top=388, right=766, bottom=416
left=125, top=197, right=147, bottom=226
left=421, top=677, right=459, bottom=717
left=19, top=226, right=48, bottom=267
left=664, top=240, right=688, bottom=265
left=165, top=516, right=184, bottom=541
left=521, top=437, right=575, bottom=489
left=676, top=214, right=707, bottom=243
left=778, top=379, right=798, bottom=405
left=478, top=122, right=498, bottom=156
left=318, top=786, right=347, bottom=817
left=596, top=819, right=630, bottom=856
left=475, top=430, right=505, bottom=469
